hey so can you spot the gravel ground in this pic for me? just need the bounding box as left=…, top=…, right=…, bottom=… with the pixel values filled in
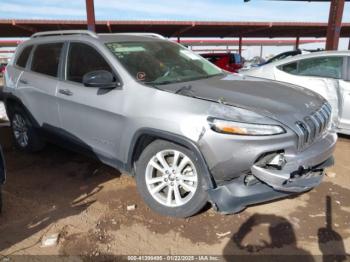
left=0, top=126, right=349, bottom=261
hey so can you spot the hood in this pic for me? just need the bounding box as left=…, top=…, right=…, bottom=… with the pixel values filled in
left=158, top=73, right=326, bottom=130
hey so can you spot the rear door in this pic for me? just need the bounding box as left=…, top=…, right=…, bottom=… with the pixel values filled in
left=275, top=56, right=344, bottom=125
left=17, top=42, right=63, bottom=128
left=57, top=42, right=125, bottom=162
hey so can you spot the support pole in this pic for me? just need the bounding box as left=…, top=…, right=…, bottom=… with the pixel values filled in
left=260, top=45, right=263, bottom=59
left=85, top=0, right=96, bottom=32
left=238, top=37, right=242, bottom=56
left=295, top=36, right=300, bottom=50
left=348, top=38, right=350, bottom=50
left=326, top=0, right=345, bottom=50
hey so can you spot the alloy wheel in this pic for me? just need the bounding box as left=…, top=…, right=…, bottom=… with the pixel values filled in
left=145, top=149, right=198, bottom=207
left=12, top=113, right=29, bottom=148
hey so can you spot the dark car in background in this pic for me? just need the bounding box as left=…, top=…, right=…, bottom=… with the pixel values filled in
left=0, top=146, right=5, bottom=213
left=201, top=52, right=243, bottom=73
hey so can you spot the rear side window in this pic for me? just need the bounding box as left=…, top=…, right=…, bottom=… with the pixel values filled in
left=31, top=43, right=63, bottom=77
left=279, top=62, right=298, bottom=74
left=298, top=56, right=343, bottom=79
left=67, top=43, right=113, bottom=83
left=16, top=45, right=33, bottom=68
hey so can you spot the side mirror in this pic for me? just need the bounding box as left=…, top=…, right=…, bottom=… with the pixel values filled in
left=82, top=70, right=120, bottom=89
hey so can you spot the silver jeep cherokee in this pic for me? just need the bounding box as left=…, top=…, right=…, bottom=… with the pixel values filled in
left=3, top=30, right=337, bottom=217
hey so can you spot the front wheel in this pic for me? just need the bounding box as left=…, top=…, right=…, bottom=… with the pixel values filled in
left=135, top=140, right=207, bottom=217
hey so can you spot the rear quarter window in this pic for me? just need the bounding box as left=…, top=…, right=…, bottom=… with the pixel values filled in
left=15, top=45, right=33, bottom=68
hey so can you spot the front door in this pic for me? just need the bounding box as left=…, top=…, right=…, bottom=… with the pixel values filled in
left=57, top=42, right=126, bottom=164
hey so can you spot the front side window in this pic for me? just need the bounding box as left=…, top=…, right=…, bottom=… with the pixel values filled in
left=31, top=43, right=63, bottom=77
left=297, top=56, right=343, bottom=79
left=16, top=45, right=33, bottom=68
left=67, top=43, right=113, bottom=84
left=106, top=40, right=223, bottom=85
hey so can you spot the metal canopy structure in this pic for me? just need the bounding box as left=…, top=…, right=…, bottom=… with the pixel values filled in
left=1, top=19, right=350, bottom=38
left=179, top=39, right=325, bottom=46
left=0, top=39, right=324, bottom=48
left=245, top=0, right=348, bottom=50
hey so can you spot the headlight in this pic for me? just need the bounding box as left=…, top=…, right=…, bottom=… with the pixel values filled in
left=208, top=118, right=286, bottom=136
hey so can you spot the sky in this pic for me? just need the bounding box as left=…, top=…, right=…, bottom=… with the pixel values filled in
left=0, top=0, right=349, bottom=58
left=1, top=0, right=350, bottom=22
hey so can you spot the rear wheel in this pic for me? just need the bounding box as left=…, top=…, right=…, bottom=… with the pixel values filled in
left=10, top=108, right=45, bottom=152
left=135, top=140, right=207, bottom=217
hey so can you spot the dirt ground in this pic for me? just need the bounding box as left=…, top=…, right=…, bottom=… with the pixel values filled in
left=0, top=125, right=349, bottom=261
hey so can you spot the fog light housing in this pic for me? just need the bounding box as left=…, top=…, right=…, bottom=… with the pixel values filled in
left=267, top=154, right=286, bottom=170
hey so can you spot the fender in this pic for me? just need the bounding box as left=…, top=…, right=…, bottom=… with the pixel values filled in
left=127, top=128, right=216, bottom=190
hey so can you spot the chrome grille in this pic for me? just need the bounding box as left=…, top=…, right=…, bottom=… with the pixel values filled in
left=295, top=103, right=332, bottom=150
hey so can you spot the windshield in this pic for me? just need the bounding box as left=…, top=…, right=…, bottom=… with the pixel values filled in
left=106, top=40, right=223, bottom=85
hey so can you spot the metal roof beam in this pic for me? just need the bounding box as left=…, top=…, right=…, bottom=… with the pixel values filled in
left=85, top=0, right=96, bottom=32
left=326, top=0, right=345, bottom=50
left=171, top=23, right=196, bottom=37
left=11, top=20, right=36, bottom=33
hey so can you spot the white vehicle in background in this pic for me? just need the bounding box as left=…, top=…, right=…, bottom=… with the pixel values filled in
left=242, top=51, right=350, bottom=135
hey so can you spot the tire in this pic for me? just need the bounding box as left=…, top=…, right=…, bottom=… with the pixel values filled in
left=9, top=107, right=45, bottom=152
left=135, top=140, right=208, bottom=218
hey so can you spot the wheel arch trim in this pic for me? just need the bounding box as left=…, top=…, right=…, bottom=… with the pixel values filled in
left=3, top=93, right=40, bottom=128
left=127, top=128, right=215, bottom=190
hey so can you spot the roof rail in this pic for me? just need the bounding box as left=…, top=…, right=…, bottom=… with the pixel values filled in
left=98, top=32, right=166, bottom=39
left=31, top=30, right=98, bottom=39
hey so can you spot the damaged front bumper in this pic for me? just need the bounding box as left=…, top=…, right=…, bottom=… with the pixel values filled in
left=251, top=157, right=333, bottom=193
left=208, top=132, right=337, bottom=214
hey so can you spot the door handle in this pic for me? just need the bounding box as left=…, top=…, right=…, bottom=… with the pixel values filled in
left=19, top=79, right=28, bottom=85
left=58, top=89, right=73, bottom=96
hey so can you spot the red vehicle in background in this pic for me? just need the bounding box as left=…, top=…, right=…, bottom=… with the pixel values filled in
left=0, top=63, right=7, bottom=76
left=201, top=53, right=243, bottom=73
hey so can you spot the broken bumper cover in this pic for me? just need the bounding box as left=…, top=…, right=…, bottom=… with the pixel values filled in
left=251, top=158, right=332, bottom=193
left=208, top=132, right=336, bottom=214
left=251, top=132, right=336, bottom=193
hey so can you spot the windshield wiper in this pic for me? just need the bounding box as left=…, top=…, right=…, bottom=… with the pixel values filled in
left=175, top=84, right=193, bottom=94
left=145, top=73, right=224, bottom=86
left=179, top=73, right=224, bottom=83
left=145, top=80, right=174, bottom=85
